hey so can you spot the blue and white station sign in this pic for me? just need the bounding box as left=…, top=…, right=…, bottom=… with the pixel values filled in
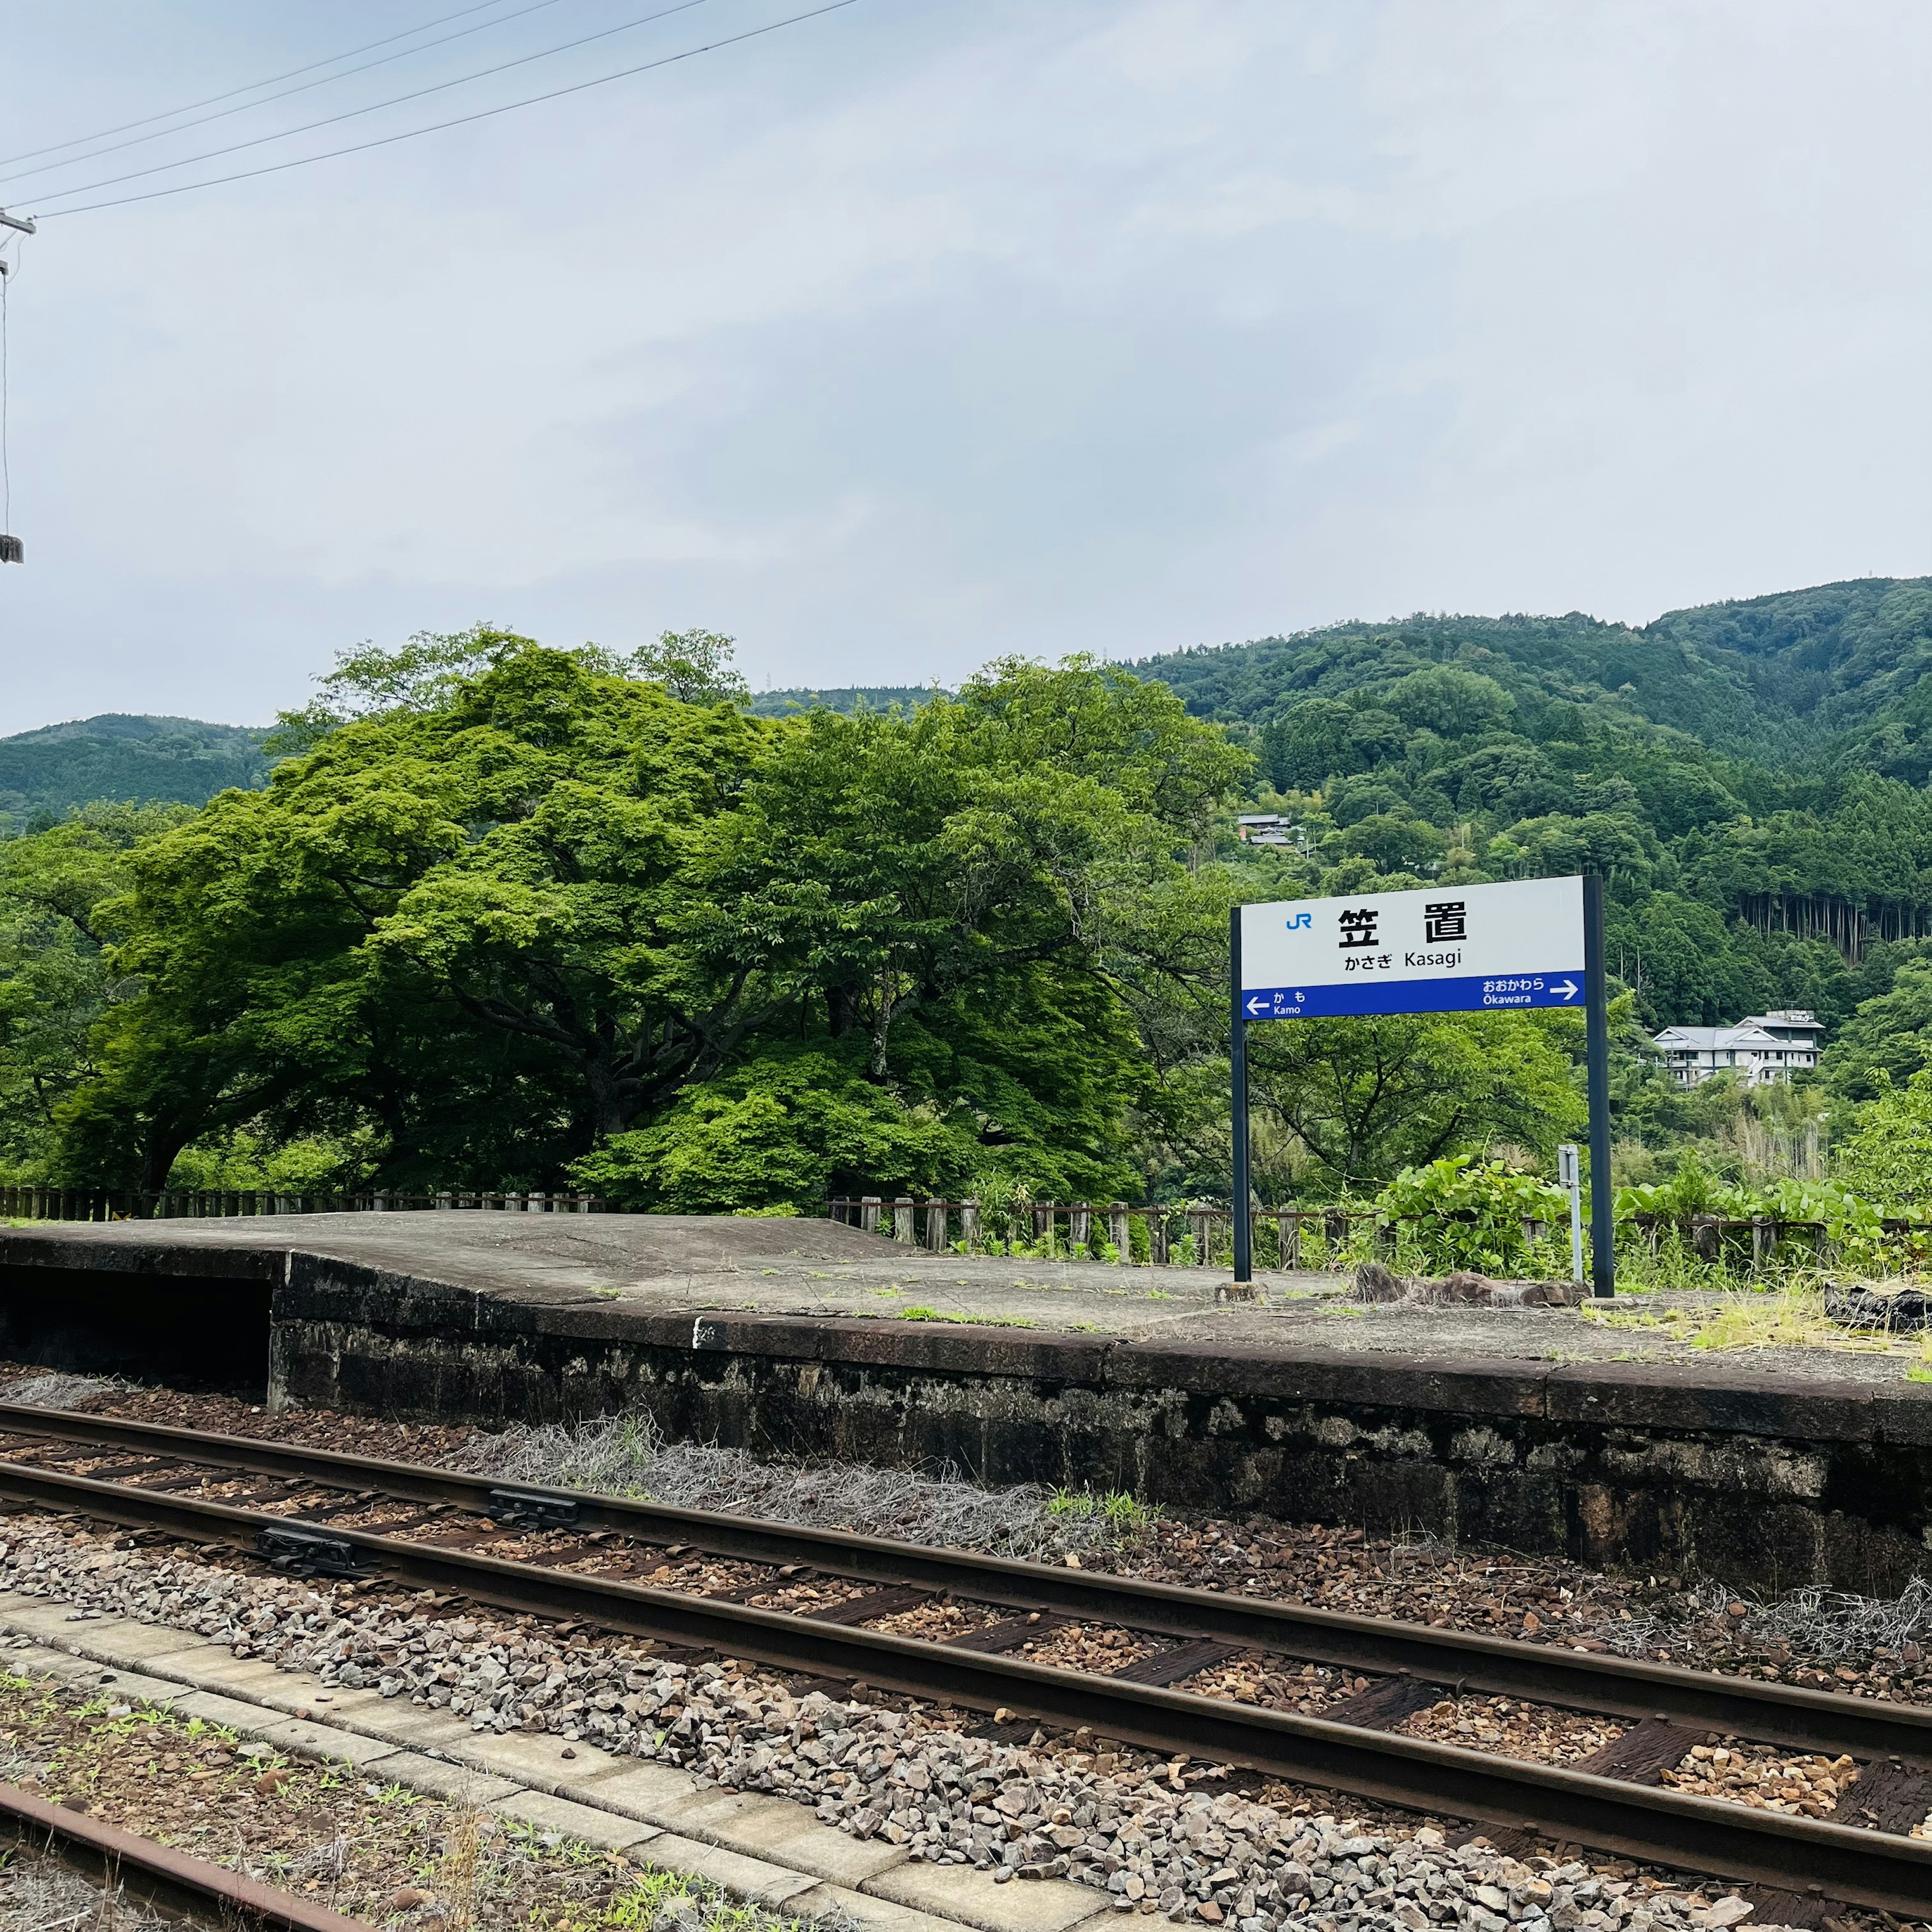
left=1238, top=875, right=1586, bottom=1020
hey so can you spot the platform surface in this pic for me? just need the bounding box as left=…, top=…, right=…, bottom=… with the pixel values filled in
left=1, top=1211, right=1923, bottom=1386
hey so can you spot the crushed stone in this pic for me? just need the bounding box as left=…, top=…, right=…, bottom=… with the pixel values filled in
left=0, top=1519, right=1809, bottom=1932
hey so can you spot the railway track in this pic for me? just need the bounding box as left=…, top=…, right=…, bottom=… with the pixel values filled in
left=0, top=1402, right=1926, bottom=1915
left=0, top=1778, right=371, bottom=1932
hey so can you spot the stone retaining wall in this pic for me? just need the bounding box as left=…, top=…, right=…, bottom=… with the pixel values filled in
left=268, top=1255, right=1932, bottom=1596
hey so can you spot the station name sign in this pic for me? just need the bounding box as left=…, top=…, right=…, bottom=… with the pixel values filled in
left=1237, top=875, right=1586, bottom=1020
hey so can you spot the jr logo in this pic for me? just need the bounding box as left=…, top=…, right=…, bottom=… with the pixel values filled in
left=1283, top=912, right=1313, bottom=930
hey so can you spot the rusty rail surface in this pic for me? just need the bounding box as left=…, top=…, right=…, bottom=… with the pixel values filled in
left=0, top=1402, right=1925, bottom=1762
left=0, top=1781, right=374, bottom=1932
left=0, top=1418, right=1927, bottom=1908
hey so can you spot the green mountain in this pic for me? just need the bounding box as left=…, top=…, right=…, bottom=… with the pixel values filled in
left=0, top=715, right=270, bottom=828
left=1131, top=577, right=1932, bottom=768
left=1123, top=578, right=1932, bottom=1043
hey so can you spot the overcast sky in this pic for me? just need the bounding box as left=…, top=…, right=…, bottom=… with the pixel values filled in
left=0, top=0, right=1926, bottom=732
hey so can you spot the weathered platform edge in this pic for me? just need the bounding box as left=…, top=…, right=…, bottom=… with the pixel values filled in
left=9, top=1232, right=1932, bottom=1590
left=2, top=1229, right=1921, bottom=1446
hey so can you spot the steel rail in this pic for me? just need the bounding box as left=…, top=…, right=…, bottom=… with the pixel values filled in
left=0, top=1780, right=373, bottom=1932
left=1, top=1402, right=1926, bottom=1766
left=0, top=1457, right=1927, bottom=1912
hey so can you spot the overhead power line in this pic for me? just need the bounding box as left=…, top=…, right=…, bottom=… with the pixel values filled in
left=0, top=0, right=578, bottom=191
left=24, top=0, right=718, bottom=209
left=28, top=0, right=862, bottom=221
left=0, top=0, right=531, bottom=170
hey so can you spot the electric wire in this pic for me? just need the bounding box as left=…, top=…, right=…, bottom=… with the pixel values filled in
left=24, top=0, right=717, bottom=210
left=0, top=0, right=532, bottom=170
left=28, top=0, right=860, bottom=221
left=0, top=0, right=578, bottom=191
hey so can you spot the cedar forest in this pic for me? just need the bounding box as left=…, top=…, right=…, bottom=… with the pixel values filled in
left=5, top=577, right=1932, bottom=1255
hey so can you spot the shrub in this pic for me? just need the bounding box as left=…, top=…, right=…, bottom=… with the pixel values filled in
left=1375, top=1155, right=1568, bottom=1276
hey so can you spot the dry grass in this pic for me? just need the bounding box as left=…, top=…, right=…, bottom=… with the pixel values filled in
left=1602, top=1574, right=1932, bottom=1664
left=452, top=1411, right=1154, bottom=1563
left=0, top=1373, right=123, bottom=1410
left=1576, top=1279, right=1905, bottom=1355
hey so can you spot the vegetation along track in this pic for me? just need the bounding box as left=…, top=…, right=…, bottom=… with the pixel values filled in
left=0, top=1403, right=1926, bottom=1914
left=0, top=1771, right=371, bottom=1932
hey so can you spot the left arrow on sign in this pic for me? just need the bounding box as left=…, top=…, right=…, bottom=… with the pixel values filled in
left=1245, top=995, right=1271, bottom=1017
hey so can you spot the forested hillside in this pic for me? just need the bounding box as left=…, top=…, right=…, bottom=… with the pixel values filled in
left=1140, top=578, right=1932, bottom=764
left=1136, top=579, right=1932, bottom=1042
left=7, top=587, right=1932, bottom=1211
left=0, top=715, right=269, bottom=826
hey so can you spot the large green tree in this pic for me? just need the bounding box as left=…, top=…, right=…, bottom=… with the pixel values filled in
left=60, top=640, right=1246, bottom=1201
left=0, top=804, right=190, bottom=1175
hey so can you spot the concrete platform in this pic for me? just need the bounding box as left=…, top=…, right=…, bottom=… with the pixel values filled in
left=2, top=1214, right=1930, bottom=1590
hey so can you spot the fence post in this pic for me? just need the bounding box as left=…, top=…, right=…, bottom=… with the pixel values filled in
left=960, top=1198, right=980, bottom=1250
left=859, top=1195, right=880, bottom=1234
left=1751, top=1216, right=1775, bottom=1269
left=1187, top=1208, right=1208, bottom=1264
left=1277, top=1213, right=1301, bottom=1271
left=924, top=1200, right=947, bottom=1251
left=893, top=1196, right=916, bottom=1244
left=1151, top=1211, right=1169, bottom=1266
left=437, top=1190, right=452, bottom=1210
left=1107, top=1201, right=1129, bottom=1261
left=1070, top=1201, right=1091, bottom=1253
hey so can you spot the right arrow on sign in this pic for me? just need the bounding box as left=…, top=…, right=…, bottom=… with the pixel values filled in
left=1552, top=979, right=1579, bottom=1001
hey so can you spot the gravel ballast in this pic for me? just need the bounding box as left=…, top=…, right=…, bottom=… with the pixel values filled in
left=0, top=1518, right=1817, bottom=1932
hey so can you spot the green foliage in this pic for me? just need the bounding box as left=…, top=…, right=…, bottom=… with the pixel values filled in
left=1045, top=1487, right=1160, bottom=1540
left=0, top=803, right=193, bottom=1178
left=0, top=716, right=268, bottom=826
left=569, top=1051, right=960, bottom=1213
left=1820, top=964, right=1932, bottom=1099
left=626, top=628, right=751, bottom=708
left=1143, top=581, right=1932, bottom=1045
left=1834, top=1069, right=1932, bottom=1207
left=1375, top=1155, right=1568, bottom=1274
left=748, top=686, right=945, bottom=718
left=56, top=638, right=1244, bottom=1199
left=1246, top=1008, right=1585, bottom=1190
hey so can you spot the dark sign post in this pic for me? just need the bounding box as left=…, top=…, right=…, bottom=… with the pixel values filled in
left=1230, top=874, right=1610, bottom=1296
left=1583, top=874, right=1614, bottom=1298
left=1230, top=904, right=1252, bottom=1283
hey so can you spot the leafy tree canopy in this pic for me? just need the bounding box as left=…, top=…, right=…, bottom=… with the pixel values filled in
left=54, top=639, right=1246, bottom=1203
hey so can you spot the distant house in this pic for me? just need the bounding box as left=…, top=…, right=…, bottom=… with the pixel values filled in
left=1236, top=813, right=1299, bottom=848
left=1651, top=1009, right=1825, bottom=1086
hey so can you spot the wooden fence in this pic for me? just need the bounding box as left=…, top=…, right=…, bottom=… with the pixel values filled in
left=828, top=1196, right=1479, bottom=1268
left=828, top=1196, right=1927, bottom=1270
left=0, top=1188, right=603, bottom=1223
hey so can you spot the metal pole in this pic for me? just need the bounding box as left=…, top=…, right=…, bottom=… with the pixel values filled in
left=1231, top=904, right=1252, bottom=1285
left=1558, top=1143, right=1583, bottom=1283
left=1584, top=874, right=1614, bottom=1298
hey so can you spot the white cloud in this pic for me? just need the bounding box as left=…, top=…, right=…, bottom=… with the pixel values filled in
left=0, top=0, right=1923, bottom=725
